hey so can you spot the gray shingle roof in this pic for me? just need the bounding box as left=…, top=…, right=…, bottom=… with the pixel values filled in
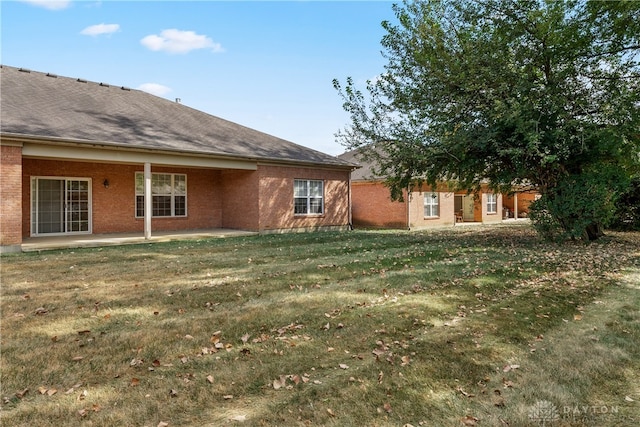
left=1, top=65, right=356, bottom=168
left=337, top=148, right=380, bottom=181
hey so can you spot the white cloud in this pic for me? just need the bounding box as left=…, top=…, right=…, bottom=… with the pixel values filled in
left=80, top=23, right=120, bottom=36
left=140, top=29, right=224, bottom=54
left=20, top=0, right=71, bottom=10
left=138, top=83, right=172, bottom=97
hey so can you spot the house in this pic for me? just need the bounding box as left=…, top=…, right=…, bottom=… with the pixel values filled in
left=339, top=148, right=533, bottom=229
left=0, top=65, right=357, bottom=253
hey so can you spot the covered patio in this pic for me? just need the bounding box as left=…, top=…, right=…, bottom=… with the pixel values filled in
left=21, top=229, right=258, bottom=252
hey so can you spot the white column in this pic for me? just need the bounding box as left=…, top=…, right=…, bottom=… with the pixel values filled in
left=514, top=192, right=519, bottom=219
left=144, top=162, right=152, bottom=240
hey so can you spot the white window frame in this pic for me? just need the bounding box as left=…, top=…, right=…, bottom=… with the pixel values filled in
left=486, top=193, right=498, bottom=214
left=294, top=179, right=324, bottom=215
left=135, top=172, right=187, bottom=218
left=423, top=192, right=439, bottom=218
left=30, top=176, right=92, bottom=236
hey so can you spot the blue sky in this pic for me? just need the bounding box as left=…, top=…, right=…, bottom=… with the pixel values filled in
left=1, top=0, right=397, bottom=155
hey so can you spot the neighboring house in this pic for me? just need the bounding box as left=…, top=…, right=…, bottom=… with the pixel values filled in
left=0, top=65, right=357, bottom=253
left=339, top=148, right=533, bottom=229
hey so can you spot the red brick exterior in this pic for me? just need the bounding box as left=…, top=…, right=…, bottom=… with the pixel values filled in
left=256, top=165, right=350, bottom=232
left=351, top=181, right=503, bottom=229
left=503, top=192, right=537, bottom=218
left=22, top=159, right=223, bottom=237
left=351, top=181, right=408, bottom=228
left=221, top=169, right=260, bottom=230
left=12, top=158, right=351, bottom=243
left=1, top=144, right=23, bottom=248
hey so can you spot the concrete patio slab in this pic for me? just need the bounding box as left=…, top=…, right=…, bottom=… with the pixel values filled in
left=21, top=229, right=258, bottom=252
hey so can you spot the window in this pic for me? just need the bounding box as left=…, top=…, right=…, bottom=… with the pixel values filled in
left=294, top=179, right=324, bottom=215
left=423, top=192, right=439, bottom=217
left=487, top=193, right=497, bottom=214
left=135, top=172, right=186, bottom=217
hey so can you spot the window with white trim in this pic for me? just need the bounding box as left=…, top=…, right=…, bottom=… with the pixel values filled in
left=486, top=193, right=497, bottom=214
left=294, top=179, right=324, bottom=215
left=135, top=172, right=186, bottom=217
left=423, top=192, right=439, bottom=217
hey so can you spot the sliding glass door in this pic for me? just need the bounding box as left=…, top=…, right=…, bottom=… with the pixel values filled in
left=31, top=178, right=91, bottom=236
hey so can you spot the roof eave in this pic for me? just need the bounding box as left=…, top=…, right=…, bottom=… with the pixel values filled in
left=0, top=132, right=357, bottom=170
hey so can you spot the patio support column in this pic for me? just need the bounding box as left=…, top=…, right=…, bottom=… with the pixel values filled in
left=144, top=162, right=152, bottom=240
left=514, top=192, right=519, bottom=219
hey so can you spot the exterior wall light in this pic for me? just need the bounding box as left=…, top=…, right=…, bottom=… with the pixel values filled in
left=103, top=179, right=110, bottom=189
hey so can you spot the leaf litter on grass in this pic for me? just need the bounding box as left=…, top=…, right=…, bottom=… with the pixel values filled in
left=1, top=225, right=639, bottom=426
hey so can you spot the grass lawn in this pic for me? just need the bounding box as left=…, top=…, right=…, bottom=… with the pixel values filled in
left=1, top=223, right=639, bottom=426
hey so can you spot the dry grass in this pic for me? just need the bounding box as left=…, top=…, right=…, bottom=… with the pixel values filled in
left=1, top=223, right=639, bottom=426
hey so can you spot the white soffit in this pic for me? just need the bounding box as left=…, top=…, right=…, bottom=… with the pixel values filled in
left=22, top=142, right=257, bottom=170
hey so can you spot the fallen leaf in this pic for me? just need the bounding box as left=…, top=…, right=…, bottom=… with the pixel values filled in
left=72, top=356, right=84, bottom=362
left=456, top=386, right=475, bottom=398
left=460, top=415, right=478, bottom=426
left=209, top=331, right=222, bottom=344
left=230, top=414, right=247, bottom=422
left=327, top=408, right=336, bottom=417
left=383, top=402, right=392, bottom=413
left=78, top=409, right=88, bottom=418
left=78, top=390, right=88, bottom=401
left=184, top=334, right=194, bottom=340
left=206, top=375, right=214, bottom=384
left=574, top=314, right=583, bottom=321
left=241, top=333, right=250, bottom=343
left=130, top=378, right=140, bottom=387
left=502, top=378, right=514, bottom=388
left=47, top=388, right=57, bottom=396
left=169, top=389, right=178, bottom=398
left=35, top=307, right=48, bottom=315
left=15, top=388, right=28, bottom=399
left=157, top=422, right=169, bottom=427
left=38, top=386, right=48, bottom=395
left=625, top=396, right=634, bottom=402
left=339, top=364, right=349, bottom=369
left=273, top=375, right=287, bottom=390
left=223, top=395, right=233, bottom=400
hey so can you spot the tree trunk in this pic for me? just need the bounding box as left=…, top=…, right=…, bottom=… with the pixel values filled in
left=585, top=222, right=604, bottom=241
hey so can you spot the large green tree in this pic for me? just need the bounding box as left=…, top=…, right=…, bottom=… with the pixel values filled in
left=334, top=0, right=640, bottom=240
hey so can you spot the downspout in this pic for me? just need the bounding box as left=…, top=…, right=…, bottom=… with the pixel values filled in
left=348, top=170, right=353, bottom=230
left=406, top=184, right=411, bottom=231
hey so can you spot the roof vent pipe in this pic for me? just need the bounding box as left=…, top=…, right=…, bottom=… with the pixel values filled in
left=175, top=98, right=181, bottom=103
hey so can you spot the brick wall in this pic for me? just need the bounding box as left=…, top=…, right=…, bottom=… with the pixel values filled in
left=256, top=165, right=351, bottom=232
left=1, top=144, right=23, bottom=248
left=503, top=192, right=537, bottom=218
left=22, top=159, right=223, bottom=236
left=351, top=181, right=408, bottom=228
left=408, top=189, right=456, bottom=229
left=221, top=169, right=260, bottom=230
left=481, top=192, right=503, bottom=224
